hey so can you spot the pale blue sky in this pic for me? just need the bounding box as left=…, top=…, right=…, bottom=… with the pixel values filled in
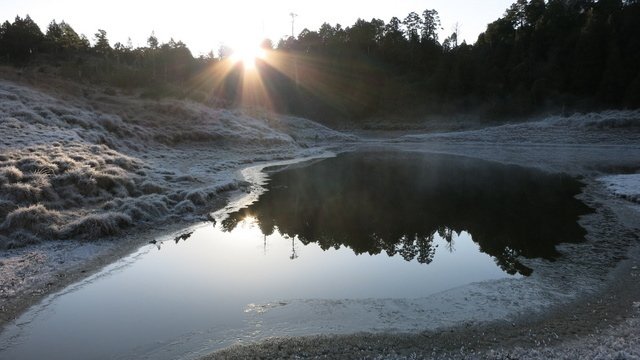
left=1, top=1, right=514, bottom=56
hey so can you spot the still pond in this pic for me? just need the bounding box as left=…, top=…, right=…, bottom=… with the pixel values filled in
left=0, top=150, right=590, bottom=359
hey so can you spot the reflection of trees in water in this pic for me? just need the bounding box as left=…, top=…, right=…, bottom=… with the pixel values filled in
left=222, top=152, right=592, bottom=276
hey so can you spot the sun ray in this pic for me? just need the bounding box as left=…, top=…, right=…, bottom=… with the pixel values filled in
left=189, top=38, right=372, bottom=118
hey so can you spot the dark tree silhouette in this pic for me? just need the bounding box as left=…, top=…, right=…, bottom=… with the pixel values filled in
left=0, top=15, right=43, bottom=63
left=403, top=12, right=422, bottom=43
left=1, top=1, right=639, bottom=121
left=44, top=20, right=87, bottom=56
left=222, top=152, right=592, bottom=276
left=421, top=9, right=441, bottom=43
left=93, top=29, right=111, bottom=56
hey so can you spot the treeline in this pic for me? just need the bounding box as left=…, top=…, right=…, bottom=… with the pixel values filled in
left=0, top=16, right=210, bottom=96
left=273, top=0, right=640, bottom=120
left=1, top=0, right=640, bottom=123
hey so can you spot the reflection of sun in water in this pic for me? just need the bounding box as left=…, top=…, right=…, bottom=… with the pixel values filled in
left=230, top=42, right=267, bottom=69
left=241, top=215, right=258, bottom=226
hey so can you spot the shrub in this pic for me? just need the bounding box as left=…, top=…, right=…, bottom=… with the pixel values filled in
left=174, top=200, right=196, bottom=214
left=0, top=204, right=61, bottom=238
left=0, top=166, right=23, bottom=184
left=61, top=212, right=132, bottom=239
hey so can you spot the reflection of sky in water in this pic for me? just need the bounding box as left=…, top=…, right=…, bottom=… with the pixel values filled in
left=0, top=219, right=510, bottom=360
left=225, top=151, right=590, bottom=276
left=0, top=151, right=589, bottom=360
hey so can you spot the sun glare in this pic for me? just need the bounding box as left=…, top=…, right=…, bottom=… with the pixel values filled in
left=230, top=43, right=267, bottom=69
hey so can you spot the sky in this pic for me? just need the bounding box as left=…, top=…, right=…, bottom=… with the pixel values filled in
left=1, top=0, right=515, bottom=56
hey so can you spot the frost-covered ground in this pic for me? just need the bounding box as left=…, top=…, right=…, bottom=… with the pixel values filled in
left=0, top=79, right=355, bottom=246
left=601, top=174, right=640, bottom=205
left=0, top=77, right=354, bottom=326
left=1, top=75, right=640, bottom=359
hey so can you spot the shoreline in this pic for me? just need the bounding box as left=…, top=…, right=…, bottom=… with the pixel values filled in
left=205, top=174, right=640, bottom=359
left=208, top=256, right=640, bottom=359
left=0, top=76, right=638, bottom=358
left=0, top=76, right=355, bottom=337
left=0, top=148, right=340, bottom=335
left=1, top=144, right=639, bottom=358
left=1, top=142, right=638, bottom=359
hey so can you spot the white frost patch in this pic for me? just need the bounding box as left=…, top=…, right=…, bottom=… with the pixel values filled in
left=0, top=78, right=355, bottom=313
left=600, top=174, right=640, bottom=203
left=239, top=271, right=581, bottom=344
left=0, top=79, right=353, bottom=248
left=380, top=110, right=640, bottom=175
left=0, top=240, right=114, bottom=299
left=242, top=279, right=529, bottom=338
left=399, top=109, right=640, bottom=146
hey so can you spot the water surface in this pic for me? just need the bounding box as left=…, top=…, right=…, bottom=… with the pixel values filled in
left=230, top=151, right=590, bottom=276
left=0, top=151, right=590, bottom=359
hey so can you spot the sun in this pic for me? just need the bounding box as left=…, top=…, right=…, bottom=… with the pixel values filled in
left=230, top=42, right=267, bottom=69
